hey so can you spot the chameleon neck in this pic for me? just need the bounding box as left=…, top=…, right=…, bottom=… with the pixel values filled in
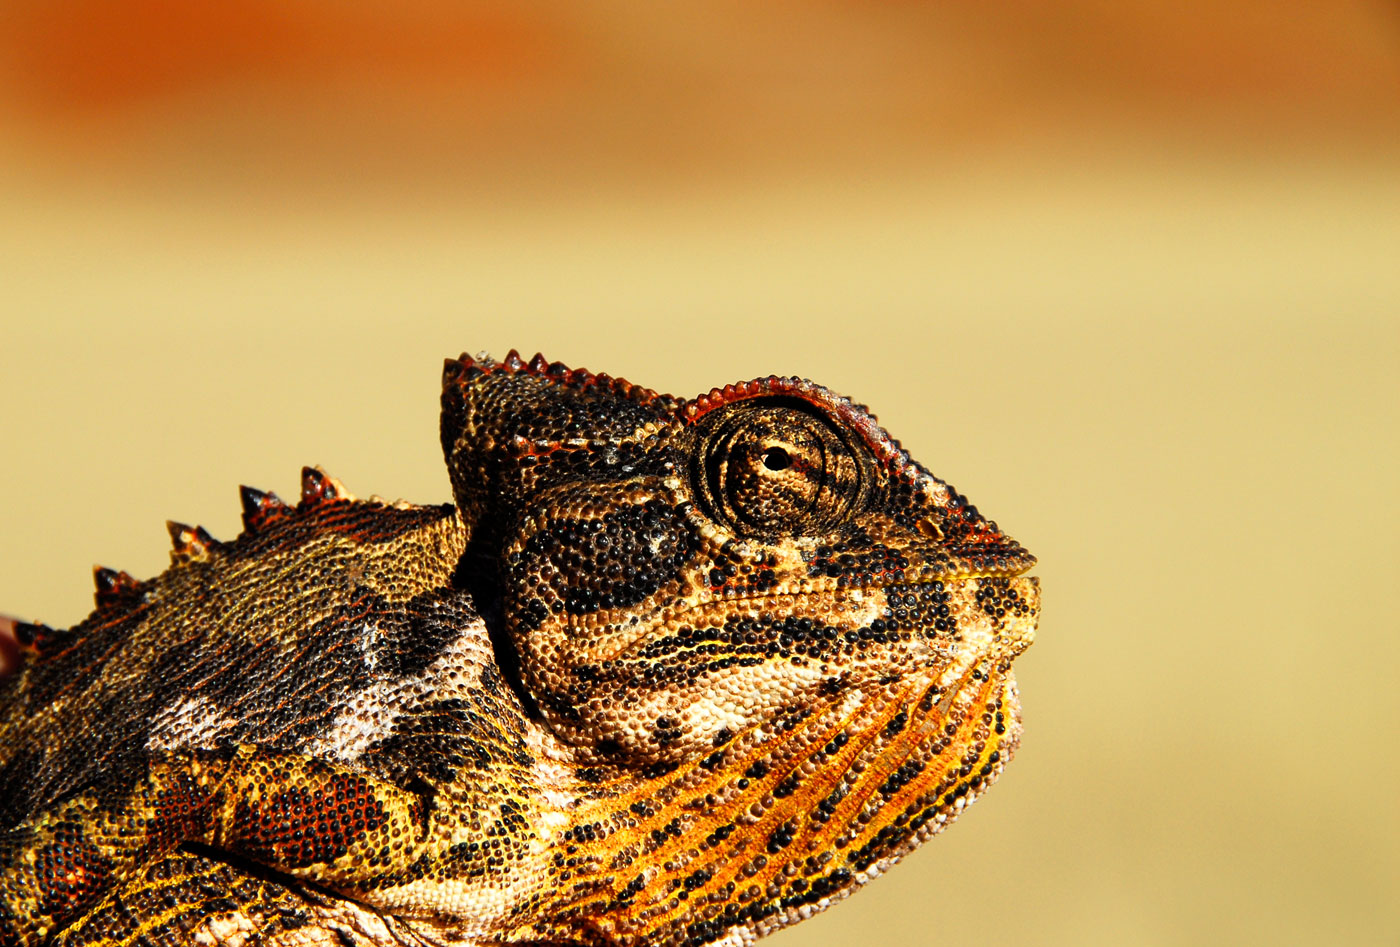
left=514, top=666, right=1021, bottom=945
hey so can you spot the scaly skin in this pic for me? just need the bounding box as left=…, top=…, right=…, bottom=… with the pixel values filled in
left=0, top=351, right=1038, bottom=947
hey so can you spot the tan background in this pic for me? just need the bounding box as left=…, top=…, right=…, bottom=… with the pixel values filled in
left=1, top=4, right=1397, bottom=945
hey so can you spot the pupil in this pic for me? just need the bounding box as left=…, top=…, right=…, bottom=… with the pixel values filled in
left=762, top=447, right=792, bottom=471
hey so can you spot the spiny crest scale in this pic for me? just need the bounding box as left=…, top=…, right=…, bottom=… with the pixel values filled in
left=239, top=485, right=290, bottom=532
left=92, top=567, right=140, bottom=608
left=299, top=466, right=354, bottom=507
left=165, top=522, right=216, bottom=564
left=10, top=619, right=67, bottom=655
left=443, top=349, right=668, bottom=407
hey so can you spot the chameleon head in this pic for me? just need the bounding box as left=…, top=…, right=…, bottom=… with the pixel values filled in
left=441, top=352, right=1038, bottom=768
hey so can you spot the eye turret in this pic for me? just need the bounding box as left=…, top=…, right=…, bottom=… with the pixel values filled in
left=691, top=399, right=867, bottom=538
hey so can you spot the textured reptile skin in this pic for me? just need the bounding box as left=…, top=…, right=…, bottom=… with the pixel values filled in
left=0, top=351, right=1038, bottom=947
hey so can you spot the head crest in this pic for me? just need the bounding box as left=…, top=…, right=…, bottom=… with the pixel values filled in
left=440, top=350, right=680, bottom=526
left=442, top=350, right=671, bottom=409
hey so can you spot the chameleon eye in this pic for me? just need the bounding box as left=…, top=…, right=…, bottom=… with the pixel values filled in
left=693, top=400, right=865, bottom=538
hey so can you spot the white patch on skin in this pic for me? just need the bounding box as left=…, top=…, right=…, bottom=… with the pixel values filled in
left=147, top=695, right=234, bottom=751
left=192, top=911, right=255, bottom=947
left=250, top=897, right=428, bottom=947
left=685, top=696, right=747, bottom=737
left=710, top=926, right=757, bottom=947
left=307, top=617, right=492, bottom=762
left=357, top=620, right=382, bottom=671
left=305, top=685, right=405, bottom=761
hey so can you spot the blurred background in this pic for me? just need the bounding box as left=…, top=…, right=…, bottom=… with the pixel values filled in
left=1, top=3, right=1397, bottom=945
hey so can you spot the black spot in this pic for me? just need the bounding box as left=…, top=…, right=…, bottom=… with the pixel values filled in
left=377, top=593, right=474, bottom=680
left=516, top=500, right=696, bottom=618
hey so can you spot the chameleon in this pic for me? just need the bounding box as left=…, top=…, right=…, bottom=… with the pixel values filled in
left=0, top=351, right=1039, bottom=947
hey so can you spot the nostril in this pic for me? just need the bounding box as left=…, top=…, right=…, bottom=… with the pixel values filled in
left=915, top=517, right=943, bottom=540
left=762, top=447, right=791, bottom=471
